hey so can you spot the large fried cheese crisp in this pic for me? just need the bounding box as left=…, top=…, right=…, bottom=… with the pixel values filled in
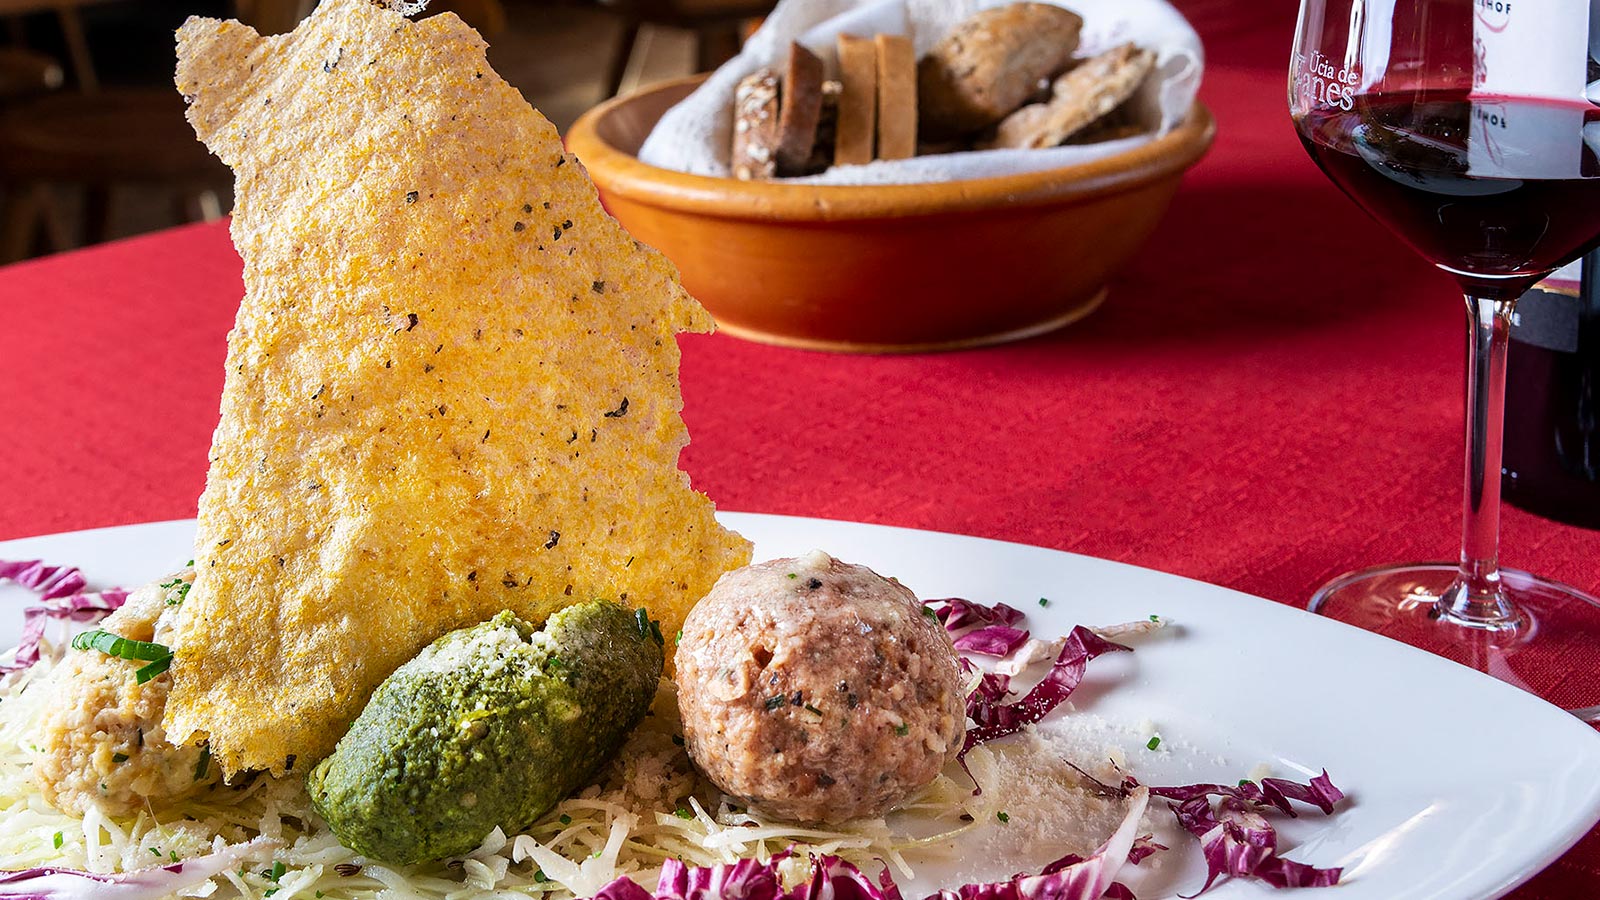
left=169, top=0, right=751, bottom=776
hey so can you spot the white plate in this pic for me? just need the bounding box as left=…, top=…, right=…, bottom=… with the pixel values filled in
left=4, top=513, right=1600, bottom=900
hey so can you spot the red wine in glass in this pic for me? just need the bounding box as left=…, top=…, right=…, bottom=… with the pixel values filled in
left=1295, top=91, right=1600, bottom=295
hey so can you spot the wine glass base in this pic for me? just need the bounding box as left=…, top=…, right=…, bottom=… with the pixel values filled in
left=1309, top=563, right=1600, bottom=717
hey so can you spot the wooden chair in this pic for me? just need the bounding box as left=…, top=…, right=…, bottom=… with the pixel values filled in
left=0, top=88, right=231, bottom=261
left=0, top=47, right=61, bottom=99
left=0, top=47, right=66, bottom=255
left=0, top=0, right=292, bottom=262
left=599, top=0, right=774, bottom=97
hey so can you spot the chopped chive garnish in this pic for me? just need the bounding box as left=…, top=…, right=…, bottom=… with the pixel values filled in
left=135, top=655, right=172, bottom=684
left=894, top=723, right=909, bottom=736
left=635, top=608, right=651, bottom=639
left=269, top=860, right=286, bottom=882
left=170, top=851, right=179, bottom=863
left=764, top=694, right=786, bottom=711
left=159, top=577, right=192, bottom=605
left=1146, top=735, right=1162, bottom=750
left=786, top=573, right=797, bottom=579
left=150, top=847, right=161, bottom=857
left=52, top=832, right=63, bottom=850
left=675, top=630, right=684, bottom=643
left=921, top=605, right=938, bottom=620
left=804, top=703, right=824, bottom=716
left=73, top=629, right=176, bottom=685
left=534, top=870, right=549, bottom=883
left=674, top=808, right=693, bottom=819
left=72, top=630, right=170, bottom=661
left=1238, top=778, right=1252, bottom=786
left=996, top=811, right=1010, bottom=823
left=195, top=745, right=211, bottom=781
left=1149, top=614, right=1160, bottom=622
left=1038, top=597, right=1050, bottom=607
left=558, top=814, right=571, bottom=825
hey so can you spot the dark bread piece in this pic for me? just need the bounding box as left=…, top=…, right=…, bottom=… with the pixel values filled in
left=917, top=3, right=1083, bottom=139
left=802, top=80, right=843, bottom=174
left=775, top=42, right=826, bottom=175
left=731, top=67, right=781, bottom=180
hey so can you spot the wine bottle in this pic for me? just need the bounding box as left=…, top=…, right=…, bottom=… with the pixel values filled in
left=1503, top=252, right=1600, bottom=528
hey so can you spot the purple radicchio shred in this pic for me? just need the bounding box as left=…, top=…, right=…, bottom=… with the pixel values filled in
left=1171, top=795, right=1342, bottom=894
left=951, top=625, right=1031, bottom=658
left=0, top=560, right=88, bottom=602
left=1125, top=835, right=1168, bottom=866
left=925, top=598, right=1026, bottom=632
left=596, top=788, right=1150, bottom=900
left=1119, top=771, right=1344, bottom=895
left=2, top=589, right=129, bottom=674
left=1, top=558, right=127, bottom=675
left=0, top=837, right=270, bottom=899
left=962, top=625, right=1131, bottom=752
left=1146, top=771, right=1344, bottom=817
left=595, top=852, right=902, bottom=900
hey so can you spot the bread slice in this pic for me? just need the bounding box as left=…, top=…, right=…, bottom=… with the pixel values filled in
left=874, top=34, right=917, bottom=161
left=731, top=67, right=780, bottom=180
left=834, top=33, right=877, bottom=166
left=918, top=2, right=1083, bottom=138
left=985, top=44, right=1155, bottom=150
left=775, top=42, right=825, bottom=175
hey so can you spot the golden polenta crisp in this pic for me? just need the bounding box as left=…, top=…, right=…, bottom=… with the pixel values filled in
left=168, top=0, right=751, bottom=776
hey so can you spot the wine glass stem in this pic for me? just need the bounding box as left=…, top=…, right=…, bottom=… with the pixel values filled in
left=1444, top=293, right=1519, bottom=628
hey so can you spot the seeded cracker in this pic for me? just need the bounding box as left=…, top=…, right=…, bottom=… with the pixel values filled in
left=168, top=0, right=751, bottom=776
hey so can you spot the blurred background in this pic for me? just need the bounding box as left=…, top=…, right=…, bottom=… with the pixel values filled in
left=0, top=0, right=773, bottom=263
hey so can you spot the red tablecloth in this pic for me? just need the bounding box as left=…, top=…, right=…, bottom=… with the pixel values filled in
left=2, top=0, right=1598, bottom=895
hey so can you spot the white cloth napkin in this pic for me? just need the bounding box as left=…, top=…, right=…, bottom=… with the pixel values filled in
left=636, top=0, right=1204, bottom=185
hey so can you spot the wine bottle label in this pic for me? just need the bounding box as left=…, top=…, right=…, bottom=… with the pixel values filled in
left=1474, top=0, right=1590, bottom=101
left=1467, top=98, right=1591, bottom=179
left=1467, top=0, right=1594, bottom=179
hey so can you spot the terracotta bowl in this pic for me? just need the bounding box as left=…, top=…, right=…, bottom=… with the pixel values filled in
left=566, top=76, right=1216, bottom=353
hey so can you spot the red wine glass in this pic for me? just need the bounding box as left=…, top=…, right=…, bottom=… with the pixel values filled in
left=1290, top=0, right=1600, bottom=713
